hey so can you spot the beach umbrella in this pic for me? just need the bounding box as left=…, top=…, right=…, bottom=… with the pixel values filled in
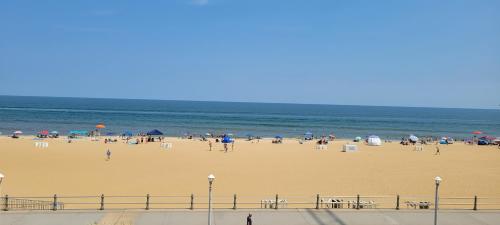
left=39, top=130, right=49, bottom=136
left=409, top=134, right=419, bottom=142
left=205, top=133, right=211, bottom=136
left=472, top=131, right=483, bottom=135
left=96, top=123, right=106, bottom=129
left=221, top=136, right=233, bottom=143
left=275, top=135, right=283, bottom=139
left=305, top=131, right=313, bottom=136
left=480, top=136, right=495, bottom=141
left=50, top=131, right=59, bottom=134
left=355, top=136, right=362, bottom=141
left=13, top=131, right=22, bottom=134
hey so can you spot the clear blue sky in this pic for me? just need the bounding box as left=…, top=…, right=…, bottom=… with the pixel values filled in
left=1, top=0, right=499, bottom=109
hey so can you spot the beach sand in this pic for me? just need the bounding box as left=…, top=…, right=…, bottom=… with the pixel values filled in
left=1, top=136, right=499, bottom=204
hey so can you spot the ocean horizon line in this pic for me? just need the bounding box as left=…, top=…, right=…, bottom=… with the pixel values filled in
left=1, top=94, right=498, bottom=111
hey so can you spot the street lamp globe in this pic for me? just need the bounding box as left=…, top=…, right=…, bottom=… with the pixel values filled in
left=208, top=174, right=215, bottom=184
left=435, top=176, right=442, bottom=185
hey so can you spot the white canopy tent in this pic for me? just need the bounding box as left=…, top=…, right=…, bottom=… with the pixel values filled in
left=367, top=135, right=382, bottom=146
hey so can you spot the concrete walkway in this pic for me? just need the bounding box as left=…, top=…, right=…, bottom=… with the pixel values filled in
left=1, top=209, right=499, bottom=225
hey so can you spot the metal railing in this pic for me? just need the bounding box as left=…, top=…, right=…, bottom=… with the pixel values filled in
left=2, top=194, right=499, bottom=211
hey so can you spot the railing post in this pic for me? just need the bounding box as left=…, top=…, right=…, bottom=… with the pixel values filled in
left=316, top=194, right=320, bottom=209
left=356, top=194, right=360, bottom=210
left=275, top=194, right=279, bottom=210
left=146, top=194, right=150, bottom=210
left=233, top=194, right=237, bottom=210
left=52, top=194, right=58, bottom=211
left=473, top=195, right=477, bottom=211
left=396, top=195, right=400, bottom=210
left=3, top=195, right=8, bottom=211
left=100, top=194, right=104, bottom=210
left=190, top=194, right=194, bottom=210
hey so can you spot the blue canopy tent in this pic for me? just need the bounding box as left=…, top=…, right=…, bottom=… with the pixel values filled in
left=69, top=130, right=88, bottom=135
left=122, top=131, right=133, bottom=137
left=147, top=129, right=164, bottom=136
left=275, top=135, right=283, bottom=139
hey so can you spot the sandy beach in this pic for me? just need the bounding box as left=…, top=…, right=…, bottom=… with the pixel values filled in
left=1, top=136, right=499, bottom=200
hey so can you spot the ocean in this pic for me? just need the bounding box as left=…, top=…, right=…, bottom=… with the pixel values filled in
left=0, top=95, right=499, bottom=139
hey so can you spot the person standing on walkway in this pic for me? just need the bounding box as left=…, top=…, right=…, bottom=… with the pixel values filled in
left=106, top=149, right=112, bottom=160
left=246, top=214, right=252, bottom=225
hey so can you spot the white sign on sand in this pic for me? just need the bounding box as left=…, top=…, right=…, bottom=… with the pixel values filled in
left=35, top=142, right=49, bottom=148
left=343, top=144, right=358, bottom=152
left=161, top=142, right=172, bottom=149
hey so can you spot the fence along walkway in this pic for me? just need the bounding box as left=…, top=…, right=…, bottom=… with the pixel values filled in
left=2, top=194, right=499, bottom=211
left=2, top=195, right=64, bottom=210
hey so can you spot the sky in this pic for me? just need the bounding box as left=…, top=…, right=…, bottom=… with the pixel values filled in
left=0, top=0, right=499, bottom=109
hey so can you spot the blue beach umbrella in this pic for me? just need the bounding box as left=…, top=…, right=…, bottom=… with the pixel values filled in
left=275, top=135, right=283, bottom=139
left=221, top=136, right=233, bottom=143
left=222, top=136, right=233, bottom=143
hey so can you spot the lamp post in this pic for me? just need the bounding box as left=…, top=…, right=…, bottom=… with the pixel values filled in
left=208, top=174, right=215, bottom=225
left=434, top=176, right=442, bottom=225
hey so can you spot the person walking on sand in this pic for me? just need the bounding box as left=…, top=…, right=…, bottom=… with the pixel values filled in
left=209, top=140, right=212, bottom=151
left=435, top=146, right=440, bottom=155
left=246, top=214, right=252, bottom=225
left=106, top=149, right=112, bottom=160
left=231, top=140, right=235, bottom=151
left=224, top=143, right=228, bottom=153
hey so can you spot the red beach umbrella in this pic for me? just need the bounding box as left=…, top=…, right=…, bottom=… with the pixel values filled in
left=40, top=130, right=49, bottom=135
left=471, top=131, right=483, bottom=135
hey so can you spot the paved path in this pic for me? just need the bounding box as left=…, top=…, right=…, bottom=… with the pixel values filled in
left=1, top=209, right=499, bottom=225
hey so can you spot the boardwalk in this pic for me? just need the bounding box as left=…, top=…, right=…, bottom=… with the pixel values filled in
left=1, top=209, right=500, bottom=225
